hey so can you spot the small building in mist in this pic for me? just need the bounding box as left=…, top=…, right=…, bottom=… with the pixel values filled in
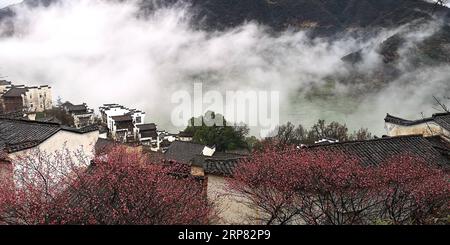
left=99, top=104, right=146, bottom=143
left=61, top=101, right=95, bottom=128
left=135, top=123, right=158, bottom=147
left=0, top=84, right=52, bottom=115
left=177, top=131, right=194, bottom=142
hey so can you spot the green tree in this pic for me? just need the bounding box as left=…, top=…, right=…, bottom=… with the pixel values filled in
left=184, top=111, right=249, bottom=151
left=245, top=136, right=260, bottom=150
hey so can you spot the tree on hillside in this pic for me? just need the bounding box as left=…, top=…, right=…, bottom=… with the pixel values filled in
left=184, top=111, right=249, bottom=151
left=44, top=107, right=74, bottom=126
left=56, top=96, right=63, bottom=107
left=0, top=147, right=212, bottom=225
left=227, top=147, right=450, bottom=225
left=271, top=120, right=373, bottom=146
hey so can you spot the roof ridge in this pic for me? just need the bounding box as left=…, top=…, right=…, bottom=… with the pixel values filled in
left=385, top=113, right=435, bottom=125
left=306, top=134, right=425, bottom=148
left=0, top=117, right=61, bottom=127
left=61, top=125, right=99, bottom=133
left=385, top=113, right=413, bottom=121
left=172, top=140, right=205, bottom=146
left=432, top=112, right=450, bottom=117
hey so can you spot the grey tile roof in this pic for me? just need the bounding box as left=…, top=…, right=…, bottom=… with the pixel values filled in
left=111, top=114, right=132, bottom=122
left=178, top=131, right=194, bottom=137
left=201, top=152, right=247, bottom=176
left=0, top=80, right=11, bottom=86
left=164, top=141, right=205, bottom=164
left=61, top=125, right=99, bottom=134
left=164, top=141, right=249, bottom=176
left=61, top=102, right=73, bottom=107
left=0, top=111, right=26, bottom=119
left=0, top=118, right=98, bottom=153
left=306, top=135, right=450, bottom=168
left=140, top=130, right=158, bottom=139
left=433, top=113, right=450, bottom=132
left=2, top=87, right=28, bottom=97
left=0, top=118, right=61, bottom=152
left=204, top=160, right=238, bottom=176
left=425, top=136, right=450, bottom=157
left=66, top=104, right=88, bottom=112
left=137, top=123, right=157, bottom=131
left=36, top=116, right=62, bottom=124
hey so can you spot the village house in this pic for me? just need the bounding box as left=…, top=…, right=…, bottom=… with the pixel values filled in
left=0, top=117, right=99, bottom=184
left=135, top=123, right=158, bottom=148
left=152, top=131, right=177, bottom=152
left=110, top=114, right=136, bottom=143
left=158, top=130, right=177, bottom=143
left=385, top=112, right=450, bottom=141
left=1, top=85, right=52, bottom=114
left=61, top=102, right=95, bottom=128
left=164, top=141, right=252, bottom=224
left=177, top=131, right=194, bottom=142
left=99, top=104, right=146, bottom=143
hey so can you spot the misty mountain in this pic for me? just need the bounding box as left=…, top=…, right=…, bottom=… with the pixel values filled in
left=183, top=0, right=449, bottom=33
left=2, top=0, right=449, bottom=31
left=1, top=0, right=448, bottom=69
left=3, top=1, right=448, bottom=53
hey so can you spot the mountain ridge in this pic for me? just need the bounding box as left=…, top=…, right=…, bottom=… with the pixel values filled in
left=2, top=0, right=449, bottom=31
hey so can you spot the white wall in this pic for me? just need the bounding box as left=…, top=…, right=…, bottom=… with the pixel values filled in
left=22, top=86, right=53, bottom=113
left=104, top=107, right=131, bottom=130
left=207, top=174, right=260, bottom=225
left=385, top=122, right=449, bottom=138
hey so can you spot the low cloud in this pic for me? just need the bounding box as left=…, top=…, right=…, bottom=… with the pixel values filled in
left=0, top=0, right=448, bottom=136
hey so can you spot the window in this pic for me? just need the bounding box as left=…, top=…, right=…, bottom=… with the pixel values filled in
left=39, top=94, right=42, bottom=98
left=30, top=104, right=33, bottom=108
left=136, top=117, right=142, bottom=124
left=30, top=95, right=32, bottom=99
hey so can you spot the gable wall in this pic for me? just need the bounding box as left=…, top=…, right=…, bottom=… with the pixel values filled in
left=385, top=122, right=449, bottom=138
left=8, top=130, right=99, bottom=184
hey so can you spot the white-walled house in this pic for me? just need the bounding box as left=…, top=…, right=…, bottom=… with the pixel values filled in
left=0, top=118, right=99, bottom=184
left=99, top=104, right=145, bottom=142
left=61, top=102, right=95, bottom=128
left=1, top=85, right=52, bottom=114
left=177, top=131, right=194, bottom=142
left=136, top=123, right=158, bottom=147
left=158, top=131, right=177, bottom=143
